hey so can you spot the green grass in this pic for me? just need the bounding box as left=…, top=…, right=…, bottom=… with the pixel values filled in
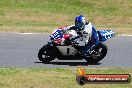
left=0, top=68, right=131, bottom=88
left=0, top=0, right=131, bottom=33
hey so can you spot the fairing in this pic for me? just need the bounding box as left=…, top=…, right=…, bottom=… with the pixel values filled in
left=97, top=30, right=115, bottom=42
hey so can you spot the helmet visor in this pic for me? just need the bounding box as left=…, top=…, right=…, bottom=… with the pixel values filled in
left=75, top=22, right=84, bottom=31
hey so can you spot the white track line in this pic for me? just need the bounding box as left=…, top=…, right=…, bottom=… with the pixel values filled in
left=119, top=34, right=132, bottom=36
left=18, top=33, right=132, bottom=37
left=16, top=32, right=51, bottom=35
left=17, top=33, right=40, bottom=35
left=1, top=32, right=132, bottom=36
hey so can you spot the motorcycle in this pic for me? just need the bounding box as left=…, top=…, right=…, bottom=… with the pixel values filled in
left=38, top=27, right=115, bottom=63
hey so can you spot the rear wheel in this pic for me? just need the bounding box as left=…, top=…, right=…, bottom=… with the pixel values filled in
left=38, top=45, right=56, bottom=63
left=85, top=43, right=107, bottom=63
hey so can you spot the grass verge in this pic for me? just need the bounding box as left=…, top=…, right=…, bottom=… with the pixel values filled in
left=0, top=0, right=131, bottom=34
left=0, top=68, right=131, bottom=88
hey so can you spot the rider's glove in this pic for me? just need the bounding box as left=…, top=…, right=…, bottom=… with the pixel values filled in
left=60, top=38, right=65, bottom=45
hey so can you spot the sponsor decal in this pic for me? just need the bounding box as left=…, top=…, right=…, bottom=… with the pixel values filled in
left=76, top=67, right=131, bottom=85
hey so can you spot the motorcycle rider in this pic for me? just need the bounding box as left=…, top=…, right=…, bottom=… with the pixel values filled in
left=65, top=15, right=99, bottom=56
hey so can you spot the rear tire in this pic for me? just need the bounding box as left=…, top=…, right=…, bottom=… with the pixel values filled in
left=85, top=43, right=107, bottom=63
left=38, top=45, right=56, bottom=63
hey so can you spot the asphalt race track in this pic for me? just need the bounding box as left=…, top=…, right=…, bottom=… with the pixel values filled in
left=0, top=33, right=132, bottom=68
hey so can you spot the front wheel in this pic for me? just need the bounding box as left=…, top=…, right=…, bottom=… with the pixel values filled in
left=38, top=45, right=56, bottom=63
left=85, top=43, right=107, bottom=63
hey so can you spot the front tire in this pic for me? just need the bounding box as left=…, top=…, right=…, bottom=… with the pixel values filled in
left=38, top=45, right=56, bottom=63
left=85, top=43, right=107, bottom=63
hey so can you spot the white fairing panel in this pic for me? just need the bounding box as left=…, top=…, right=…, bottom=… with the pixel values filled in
left=56, top=46, right=78, bottom=56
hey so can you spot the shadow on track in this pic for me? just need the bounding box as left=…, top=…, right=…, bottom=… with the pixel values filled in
left=35, top=61, right=101, bottom=66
